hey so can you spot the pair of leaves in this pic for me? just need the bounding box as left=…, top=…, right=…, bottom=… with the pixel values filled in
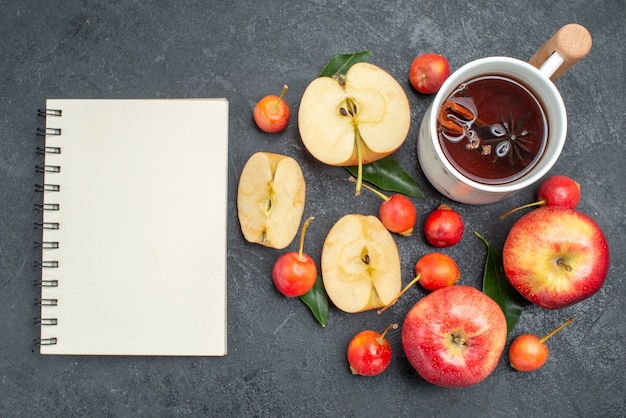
left=475, top=232, right=526, bottom=336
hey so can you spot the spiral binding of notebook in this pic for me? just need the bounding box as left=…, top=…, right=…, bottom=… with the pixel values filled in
left=34, top=108, right=62, bottom=347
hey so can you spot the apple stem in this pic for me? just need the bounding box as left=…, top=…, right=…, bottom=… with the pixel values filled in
left=500, top=199, right=547, bottom=220
left=557, top=258, right=573, bottom=272
left=377, top=273, right=421, bottom=315
left=452, top=334, right=467, bottom=346
left=348, top=176, right=389, bottom=201
left=272, top=84, right=288, bottom=112
left=297, top=216, right=315, bottom=261
left=378, top=323, right=399, bottom=343
left=540, top=317, right=574, bottom=344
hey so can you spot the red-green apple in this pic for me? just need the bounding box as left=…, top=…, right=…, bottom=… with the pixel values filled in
left=503, top=206, right=610, bottom=309
left=402, top=285, right=507, bottom=387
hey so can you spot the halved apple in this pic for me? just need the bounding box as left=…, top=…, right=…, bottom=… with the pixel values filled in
left=298, top=62, right=411, bottom=194
left=321, top=214, right=402, bottom=313
left=237, top=152, right=306, bottom=249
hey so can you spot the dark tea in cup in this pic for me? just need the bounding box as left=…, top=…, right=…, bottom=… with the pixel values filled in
left=437, top=75, right=548, bottom=185
left=418, top=26, right=590, bottom=204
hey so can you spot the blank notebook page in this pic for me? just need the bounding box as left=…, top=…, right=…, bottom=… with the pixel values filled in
left=38, top=99, right=228, bottom=356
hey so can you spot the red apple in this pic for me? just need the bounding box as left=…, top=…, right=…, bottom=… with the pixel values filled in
left=254, top=84, right=290, bottom=133
left=409, top=53, right=450, bottom=94
left=503, top=206, right=610, bottom=309
left=402, top=285, right=507, bottom=387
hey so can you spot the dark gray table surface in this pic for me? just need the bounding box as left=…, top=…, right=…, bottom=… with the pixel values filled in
left=2, top=1, right=624, bottom=416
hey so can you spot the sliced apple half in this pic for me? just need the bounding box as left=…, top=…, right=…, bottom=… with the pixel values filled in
left=237, top=152, right=306, bottom=249
left=321, top=214, right=402, bottom=313
left=298, top=62, right=411, bottom=194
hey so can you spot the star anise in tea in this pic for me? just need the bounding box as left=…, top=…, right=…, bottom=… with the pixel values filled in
left=480, top=113, right=535, bottom=164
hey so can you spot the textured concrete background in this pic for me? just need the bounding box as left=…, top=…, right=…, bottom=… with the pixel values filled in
left=1, top=0, right=624, bottom=416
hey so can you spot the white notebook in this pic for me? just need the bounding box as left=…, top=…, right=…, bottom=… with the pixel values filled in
left=36, top=99, right=228, bottom=356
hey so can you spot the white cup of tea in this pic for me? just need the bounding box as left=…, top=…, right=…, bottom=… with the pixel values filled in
left=417, top=24, right=592, bottom=204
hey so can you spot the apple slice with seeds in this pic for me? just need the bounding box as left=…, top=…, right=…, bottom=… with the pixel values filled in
left=321, top=214, right=402, bottom=313
left=298, top=62, right=411, bottom=195
left=237, top=152, right=306, bottom=249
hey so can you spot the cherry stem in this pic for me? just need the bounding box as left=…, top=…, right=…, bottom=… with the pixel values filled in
left=557, top=258, right=573, bottom=272
left=272, top=84, right=288, bottom=112
left=297, top=216, right=314, bottom=261
left=540, top=317, right=574, bottom=344
left=500, top=199, right=547, bottom=220
left=377, top=273, right=421, bottom=315
left=378, top=323, right=399, bottom=343
left=348, top=176, right=389, bottom=201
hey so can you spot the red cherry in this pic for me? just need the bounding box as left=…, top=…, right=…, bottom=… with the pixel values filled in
left=272, top=217, right=317, bottom=297
left=408, top=53, right=451, bottom=94
left=254, top=84, right=290, bottom=133
left=352, top=177, right=417, bottom=236
left=414, top=252, right=461, bottom=291
left=423, top=204, right=464, bottom=247
left=509, top=334, right=548, bottom=371
left=347, top=324, right=398, bottom=376
left=377, top=252, right=460, bottom=314
left=501, top=175, right=581, bottom=219
left=379, top=194, right=417, bottom=236
left=509, top=317, right=574, bottom=372
left=537, top=175, right=581, bottom=208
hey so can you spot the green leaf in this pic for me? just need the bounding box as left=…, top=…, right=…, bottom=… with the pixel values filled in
left=318, top=50, right=371, bottom=78
left=299, top=274, right=329, bottom=327
left=346, top=156, right=424, bottom=198
left=474, top=232, right=526, bottom=336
